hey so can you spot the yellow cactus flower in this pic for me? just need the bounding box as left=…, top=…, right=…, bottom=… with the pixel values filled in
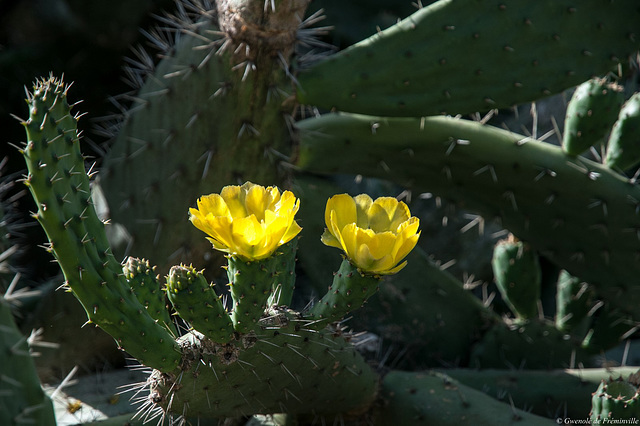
left=321, top=194, right=420, bottom=275
left=189, top=182, right=302, bottom=261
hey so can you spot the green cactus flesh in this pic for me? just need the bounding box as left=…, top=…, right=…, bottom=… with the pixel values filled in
left=555, top=270, right=594, bottom=334
left=491, top=235, right=541, bottom=320
left=98, top=2, right=306, bottom=272
left=374, top=370, right=555, bottom=425
left=591, top=375, right=640, bottom=425
left=294, top=174, right=497, bottom=367
left=469, top=318, right=587, bottom=369
left=444, top=367, right=640, bottom=420
left=226, top=245, right=295, bottom=334
left=166, top=264, right=234, bottom=343
left=605, top=92, right=640, bottom=171
left=147, top=308, right=378, bottom=419
left=266, top=237, right=298, bottom=308
left=562, top=78, right=624, bottom=156
left=124, top=257, right=177, bottom=336
left=306, top=258, right=381, bottom=326
left=19, top=76, right=180, bottom=372
left=296, top=113, right=640, bottom=319
left=0, top=294, right=56, bottom=426
left=297, top=0, right=640, bottom=117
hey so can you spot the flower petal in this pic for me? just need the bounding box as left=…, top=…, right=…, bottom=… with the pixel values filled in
left=325, top=194, right=357, bottom=238
left=354, top=194, right=373, bottom=228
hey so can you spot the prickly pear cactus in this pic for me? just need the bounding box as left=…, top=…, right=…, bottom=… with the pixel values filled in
left=605, top=92, right=640, bottom=171
left=491, top=234, right=540, bottom=320
left=562, top=77, right=624, bottom=156
left=591, top=373, right=640, bottom=425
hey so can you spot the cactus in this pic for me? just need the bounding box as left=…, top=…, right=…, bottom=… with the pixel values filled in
left=562, top=78, right=624, bottom=156
left=591, top=373, right=640, bottom=425
left=9, top=0, right=640, bottom=424
left=0, top=291, right=56, bottom=426
left=555, top=270, right=595, bottom=335
left=491, top=234, right=541, bottom=320
left=296, top=0, right=640, bottom=117
left=374, top=371, right=555, bottom=425
left=605, top=92, right=640, bottom=171
left=19, top=75, right=181, bottom=372
left=166, top=263, right=233, bottom=343
left=296, top=112, right=640, bottom=322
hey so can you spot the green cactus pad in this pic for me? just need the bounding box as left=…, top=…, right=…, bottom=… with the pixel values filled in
left=98, top=4, right=301, bottom=273
left=591, top=375, right=640, bottom=425
left=267, top=237, right=298, bottom=307
left=562, top=78, right=624, bottom=156
left=555, top=270, right=594, bottom=334
left=469, top=318, right=586, bottom=369
left=124, top=257, right=176, bottom=336
left=605, top=92, right=640, bottom=171
left=306, top=258, right=381, bottom=325
left=296, top=112, right=640, bottom=319
left=19, top=76, right=180, bottom=372
left=297, top=0, right=640, bottom=117
left=166, top=264, right=234, bottom=343
left=374, top=371, right=555, bottom=425
left=148, top=307, right=378, bottom=418
left=491, top=235, right=541, bottom=320
left=227, top=248, right=287, bottom=334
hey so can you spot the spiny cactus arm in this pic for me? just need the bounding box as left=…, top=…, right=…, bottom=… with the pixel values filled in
left=124, top=257, right=177, bottom=336
left=295, top=113, right=640, bottom=319
left=0, top=294, right=56, bottom=426
left=18, top=76, right=180, bottom=372
left=443, top=367, right=640, bottom=420
left=148, top=308, right=378, bottom=418
left=374, top=370, right=555, bottom=425
left=297, top=0, right=640, bottom=117
left=166, top=264, right=234, bottom=343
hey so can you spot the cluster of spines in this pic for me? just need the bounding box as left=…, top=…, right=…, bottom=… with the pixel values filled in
left=19, top=76, right=180, bottom=372
left=166, top=263, right=234, bottom=343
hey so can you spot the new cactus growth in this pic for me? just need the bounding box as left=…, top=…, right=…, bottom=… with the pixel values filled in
left=605, top=92, right=640, bottom=171
left=491, top=234, right=541, bottom=320
left=124, top=257, right=177, bottom=336
left=555, top=270, right=594, bottom=334
left=562, top=78, right=624, bottom=156
left=166, top=264, right=233, bottom=343
left=591, top=373, right=640, bottom=425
